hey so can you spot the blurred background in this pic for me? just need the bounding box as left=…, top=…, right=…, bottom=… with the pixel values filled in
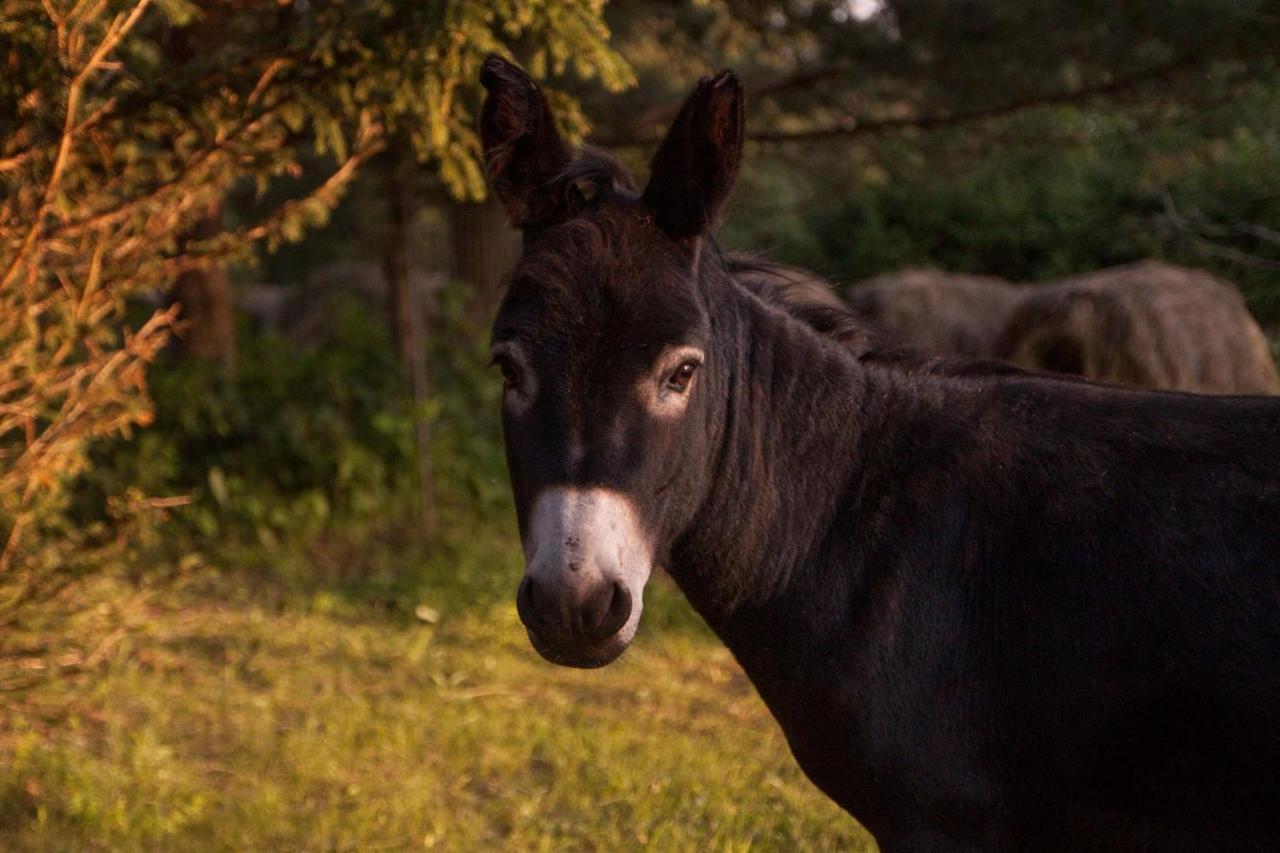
left=2, top=1, right=1278, bottom=848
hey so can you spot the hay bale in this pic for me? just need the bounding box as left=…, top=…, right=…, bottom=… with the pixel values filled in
left=995, top=261, right=1279, bottom=394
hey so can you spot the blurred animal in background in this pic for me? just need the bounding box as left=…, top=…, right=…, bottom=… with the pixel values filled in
left=846, top=268, right=1023, bottom=358
left=994, top=261, right=1280, bottom=394
left=845, top=262, right=1278, bottom=394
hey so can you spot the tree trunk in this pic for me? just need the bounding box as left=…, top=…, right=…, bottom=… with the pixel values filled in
left=384, top=155, right=435, bottom=533
left=172, top=201, right=236, bottom=374
left=386, top=172, right=415, bottom=367
left=165, top=15, right=235, bottom=375
left=450, top=196, right=521, bottom=329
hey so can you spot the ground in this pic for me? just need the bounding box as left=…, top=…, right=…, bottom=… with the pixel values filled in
left=0, top=558, right=875, bottom=851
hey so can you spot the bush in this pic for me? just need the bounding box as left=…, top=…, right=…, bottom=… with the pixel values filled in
left=74, top=282, right=511, bottom=586
left=77, top=295, right=406, bottom=536
left=732, top=98, right=1280, bottom=325
left=810, top=143, right=1159, bottom=285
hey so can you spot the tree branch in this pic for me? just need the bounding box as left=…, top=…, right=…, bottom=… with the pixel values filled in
left=623, top=65, right=847, bottom=137
left=1159, top=190, right=1280, bottom=272
left=0, top=0, right=153, bottom=290
left=745, top=58, right=1196, bottom=143
left=596, top=57, right=1201, bottom=148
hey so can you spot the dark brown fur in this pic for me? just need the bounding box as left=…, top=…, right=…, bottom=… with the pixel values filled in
left=727, top=254, right=882, bottom=354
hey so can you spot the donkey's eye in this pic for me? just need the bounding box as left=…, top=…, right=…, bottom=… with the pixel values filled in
left=665, top=360, right=699, bottom=393
left=491, top=354, right=521, bottom=388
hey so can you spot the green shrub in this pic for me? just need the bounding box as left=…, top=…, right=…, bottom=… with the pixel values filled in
left=77, top=294, right=409, bottom=538
left=730, top=98, right=1280, bottom=324
left=74, top=282, right=511, bottom=576
left=810, top=142, right=1159, bottom=285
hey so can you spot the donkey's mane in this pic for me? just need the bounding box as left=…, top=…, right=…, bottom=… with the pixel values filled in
left=723, top=252, right=881, bottom=352
left=722, top=252, right=1036, bottom=382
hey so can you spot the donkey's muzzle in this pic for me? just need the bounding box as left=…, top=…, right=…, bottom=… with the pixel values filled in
left=515, top=486, right=651, bottom=667
left=516, top=575, right=633, bottom=650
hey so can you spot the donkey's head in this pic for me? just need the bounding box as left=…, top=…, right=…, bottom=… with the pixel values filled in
left=480, top=56, right=744, bottom=667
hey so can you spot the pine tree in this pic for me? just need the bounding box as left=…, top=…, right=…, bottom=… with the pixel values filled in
left=0, top=0, right=631, bottom=598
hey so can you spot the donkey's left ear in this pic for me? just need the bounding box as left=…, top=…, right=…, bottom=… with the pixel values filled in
left=642, top=71, right=744, bottom=240
left=480, top=55, right=572, bottom=228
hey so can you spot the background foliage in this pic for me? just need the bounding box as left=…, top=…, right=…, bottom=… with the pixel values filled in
left=0, top=0, right=628, bottom=610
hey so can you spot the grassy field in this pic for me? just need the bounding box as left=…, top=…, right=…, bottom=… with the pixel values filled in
left=0, top=526, right=875, bottom=851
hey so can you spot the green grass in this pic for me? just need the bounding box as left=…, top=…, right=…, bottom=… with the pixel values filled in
left=2, top=314, right=874, bottom=849
left=0, top=534, right=875, bottom=851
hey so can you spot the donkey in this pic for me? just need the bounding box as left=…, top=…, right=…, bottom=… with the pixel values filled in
left=479, top=57, right=1280, bottom=852
left=728, top=253, right=882, bottom=353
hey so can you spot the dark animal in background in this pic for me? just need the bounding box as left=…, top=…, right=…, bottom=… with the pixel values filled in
left=480, top=56, right=1280, bottom=852
left=995, top=261, right=1280, bottom=394
left=847, top=268, right=1023, bottom=357
left=847, top=264, right=1279, bottom=394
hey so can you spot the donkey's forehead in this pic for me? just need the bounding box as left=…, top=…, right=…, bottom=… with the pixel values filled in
left=496, top=211, right=704, bottom=343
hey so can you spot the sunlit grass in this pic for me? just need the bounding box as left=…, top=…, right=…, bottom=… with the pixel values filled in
left=0, top=553, right=874, bottom=851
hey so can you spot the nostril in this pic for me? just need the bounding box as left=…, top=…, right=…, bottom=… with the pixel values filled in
left=519, top=576, right=633, bottom=645
left=592, top=581, right=632, bottom=641
left=516, top=576, right=540, bottom=631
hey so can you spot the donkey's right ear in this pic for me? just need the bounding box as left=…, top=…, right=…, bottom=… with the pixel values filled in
left=480, top=55, right=572, bottom=228
left=642, top=70, right=744, bottom=240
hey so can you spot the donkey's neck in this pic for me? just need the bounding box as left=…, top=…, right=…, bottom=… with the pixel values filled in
left=668, top=283, right=883, bottom=641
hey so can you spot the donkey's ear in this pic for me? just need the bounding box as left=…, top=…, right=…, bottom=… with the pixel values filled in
left=480, top=55, right=572, bottom=228
left=642, top=71, right=744, bottom=239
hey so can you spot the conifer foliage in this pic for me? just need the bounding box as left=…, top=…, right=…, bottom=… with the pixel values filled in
left=0, top=0, right=630, bottom=587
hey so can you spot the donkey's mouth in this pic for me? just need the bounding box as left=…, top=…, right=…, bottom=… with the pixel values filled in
left=524, top=627, right=632, bottom=669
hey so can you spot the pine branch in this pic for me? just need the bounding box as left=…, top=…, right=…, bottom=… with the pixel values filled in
left=0, top=0, right=153, bottom=290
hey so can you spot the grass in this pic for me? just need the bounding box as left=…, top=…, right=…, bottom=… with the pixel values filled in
left=16, top=314, right=1266, bottom=851
left=0, top=527, right=875, bottom=851
left=0, top=310, right=876, bottom=850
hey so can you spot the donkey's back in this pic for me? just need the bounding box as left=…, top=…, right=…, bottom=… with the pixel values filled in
left=775, top=372, right=1280, bottom=851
